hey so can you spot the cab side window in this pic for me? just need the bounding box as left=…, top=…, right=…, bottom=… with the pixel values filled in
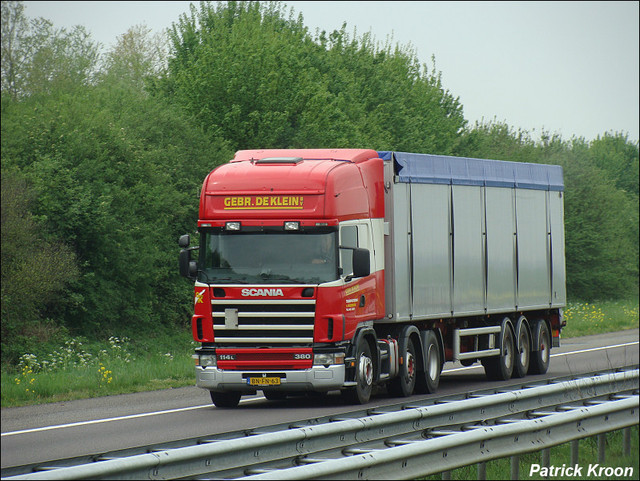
left=339, top=225, right=358, bottom=276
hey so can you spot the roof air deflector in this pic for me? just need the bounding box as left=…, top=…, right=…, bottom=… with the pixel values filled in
left=255, top=157, right=303, bottom=164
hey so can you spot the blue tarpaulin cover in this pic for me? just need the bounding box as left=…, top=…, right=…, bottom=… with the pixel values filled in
left=377, top=151, right=564, bottom=191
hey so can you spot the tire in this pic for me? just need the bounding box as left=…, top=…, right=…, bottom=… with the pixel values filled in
left=483, top=322, right=515, bottom=381
left=529, top=320, right=551, bottom=375
left=415, top=330, right=442, bottom=394
left=342, top=337, right=374, bottom=404
left=387, top=336, right=418, bottom=397
left=513, top=316, right=531, bottom=378
left=210, top=390, right=241, bottom=408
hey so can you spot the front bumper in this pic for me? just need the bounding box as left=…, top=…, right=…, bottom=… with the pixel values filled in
left=195, top=364, right=346, bottom=393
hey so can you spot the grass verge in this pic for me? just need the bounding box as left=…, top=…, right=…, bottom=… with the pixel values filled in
left=1, top=331, right=197, bottom=407
left=561, top=300, right=639, bottom=337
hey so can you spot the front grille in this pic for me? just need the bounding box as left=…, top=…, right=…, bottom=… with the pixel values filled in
left=212, top=299, right=315, bottom=346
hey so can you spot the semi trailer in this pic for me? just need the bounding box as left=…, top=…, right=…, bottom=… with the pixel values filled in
left=179, top=149, right=566, bottom=407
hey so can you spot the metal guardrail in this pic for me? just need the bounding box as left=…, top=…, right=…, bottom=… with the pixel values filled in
left=242, top=396, right=638, bottom=480
left=3, top=367, right=638, bottom=480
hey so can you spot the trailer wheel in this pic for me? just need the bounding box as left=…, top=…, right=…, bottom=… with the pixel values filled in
left=343, top=337, right=374, bottom=404
left=387, top=336, right=418, bottom=397
left=210, top=391, right=241, bottom=408
left=416, top=330, right=442, bottom=394
left=482, top=322, right=515, bottom=381
left=513, top=316, right=531, bottom=378
left=529, top=320, right=551, bottom=375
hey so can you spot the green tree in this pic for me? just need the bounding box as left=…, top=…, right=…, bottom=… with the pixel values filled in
left=562, top=156, right=638, bottom=300
left=1, top=169, right=78, bottom=362
left=588, top=132, right=639, bottom=196
left=2, top=81, right=233, bottom=336
left=101, top=24, right=168, bottom=93
left=163, top=1, right=465, bottom=152
left=164, top=1, right=312, bottom=148
left=453, top=119, right=539, bottom=163
left=1, top=0, right=100, bottom=100
left=2, top=3, right=234, bottom=345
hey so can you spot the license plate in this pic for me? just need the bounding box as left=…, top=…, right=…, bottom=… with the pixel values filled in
left=247, top=377, right=281, bottom=386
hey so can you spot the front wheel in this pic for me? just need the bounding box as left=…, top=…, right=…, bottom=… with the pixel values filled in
left=210, top=391, right=241, bottom=408
left=342, top=337, right=374, bottom=404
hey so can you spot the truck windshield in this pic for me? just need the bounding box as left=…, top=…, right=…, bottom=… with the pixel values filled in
left=198, top=229, right=339, bottom=285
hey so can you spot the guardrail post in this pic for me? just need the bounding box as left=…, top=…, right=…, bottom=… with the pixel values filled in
left=541, top=447, right=551, bottom=479
left=441, top=470, right=451, bottom=480
left=510, top=455, right=519, bottom=480
left=597, top=433, right=606, bottom=463
left=477, top=462, right=486, bottom=480
left=570, top=439, right=579, bottom=465
left=623, top=427, right=631, bottom=456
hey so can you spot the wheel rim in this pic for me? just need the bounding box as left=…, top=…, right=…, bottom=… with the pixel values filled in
left=359, top=353, right=373, bottom=386
left=406, top=351, right=415, bottom=380
left=427, top=344, right=439, bottom=380
left=519, top=329, right=530, bottom=367
left=540, top=330, right=550, bottom=364
left=504, top=331, right=514, bottom=369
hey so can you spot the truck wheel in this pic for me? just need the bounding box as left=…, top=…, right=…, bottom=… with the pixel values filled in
left=513, top=316, right=531, bottom=378
left=343, top=337, right=374, bottom=404
left=210, top=391, right=241, bottom=408
left=387, top=337, right=417, bottom=397
left=482, top=322, right=515, bottom=381
left=415, top=330, right=442, bottom=394
left=529, top=320, right=551, bottom=375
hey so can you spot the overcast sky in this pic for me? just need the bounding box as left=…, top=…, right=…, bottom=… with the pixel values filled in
left=24, top=1, right=639, bottom=143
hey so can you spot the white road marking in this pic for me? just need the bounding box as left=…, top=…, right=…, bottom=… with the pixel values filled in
left=2, top=340, right=637, bottom=437
left=1, top=397, right=263, bottom=437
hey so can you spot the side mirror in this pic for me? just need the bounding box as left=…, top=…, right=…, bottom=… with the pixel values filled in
left=188, top=260, right=197, bottom=278
left=179, top=233, right=199, bottom=280
left=178, top=234, right=190, bottom=248
left=352, top=248, right=370, bottom=278
left=179, top=249, right=195, bottom=279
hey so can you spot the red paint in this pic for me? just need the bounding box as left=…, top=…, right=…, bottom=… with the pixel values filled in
left=215, top=348, right=314, bottom=370
left=200, top=149, right=384, bottom=222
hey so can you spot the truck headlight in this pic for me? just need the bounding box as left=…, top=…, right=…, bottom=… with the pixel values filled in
left=284, top=221, right=300, bottom=231
left=194, top=354, right=217, bottom=367
left=313, top=352, right=345, bottom=366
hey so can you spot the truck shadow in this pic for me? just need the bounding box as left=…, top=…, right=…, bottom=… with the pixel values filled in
left=230, top=371, right=553, bottom=410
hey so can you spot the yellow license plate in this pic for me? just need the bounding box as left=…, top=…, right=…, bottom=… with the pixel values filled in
left=248, top=377, right=281, bottom=386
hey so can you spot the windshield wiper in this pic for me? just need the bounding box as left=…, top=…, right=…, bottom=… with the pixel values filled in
left=209, top=277, right=249, bottom=284
left=259, top=274, right=322, bottom=284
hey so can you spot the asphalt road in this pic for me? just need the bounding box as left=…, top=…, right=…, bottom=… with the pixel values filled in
left=1, top=328, right=638, bottom=469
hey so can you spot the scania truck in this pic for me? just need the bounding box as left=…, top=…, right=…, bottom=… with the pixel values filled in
left=179, top=149, right=566, bottom=407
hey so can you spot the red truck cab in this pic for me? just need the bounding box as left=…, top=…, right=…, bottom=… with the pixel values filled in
left=180, top=149, right=386, bottom=407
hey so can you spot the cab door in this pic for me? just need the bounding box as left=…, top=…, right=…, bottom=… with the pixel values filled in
left=340, top=222, right=379, bottom=334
